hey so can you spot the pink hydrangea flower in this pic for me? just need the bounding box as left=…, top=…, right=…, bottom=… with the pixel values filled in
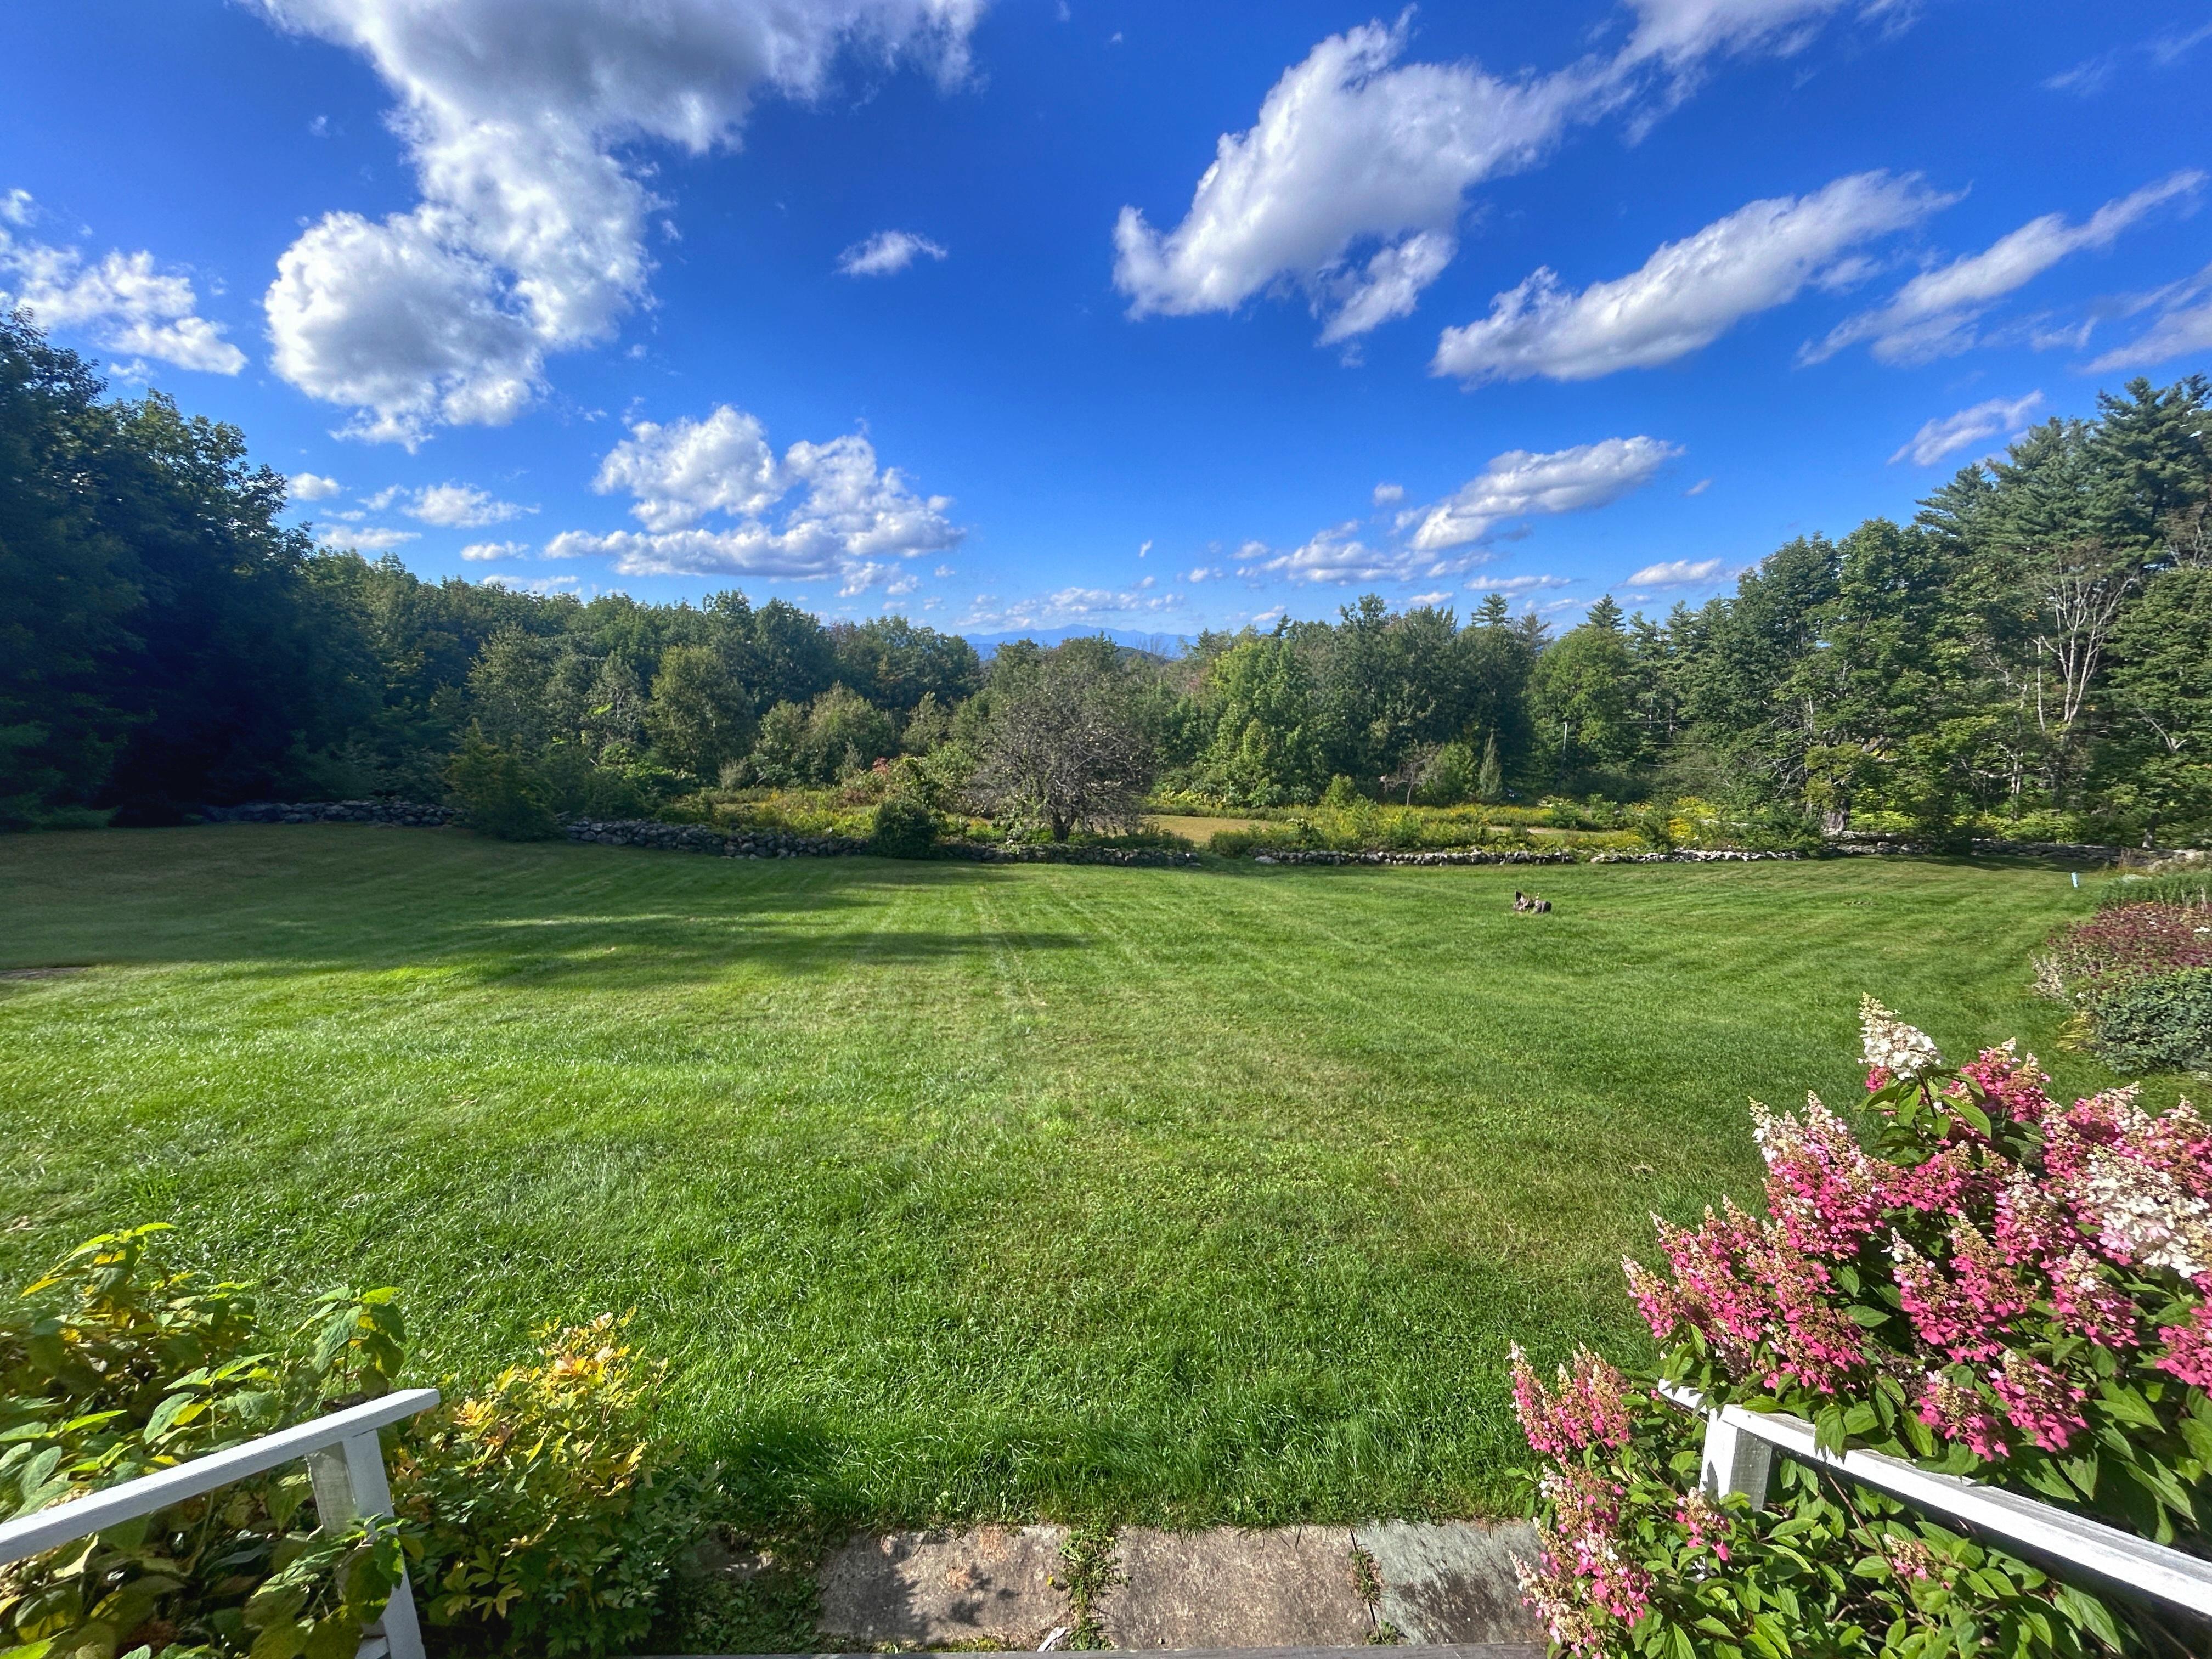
left=2056, top=1096, right=2212, bottom=1281
left=1881, top=1142, right=2002, bottom=1217
left=1753, top=1093, right=1884, bottom=1259
left=1890, top=1224, right=2023, bottom=1364
left=1674, top=1491, right=1732, bottom=1561
left=2154, top=1301, right=2212, bottom=1389
left=1509, top=1344, right=1633, bottom=1457
left=1915, top=1371, right=2007, bottom=1460
left=1949, top=1042, right=2052, bottom=1128
left=2045, top=1247, right=2140, bottom=1349
left=1622, top=1254, right=1683, bottom=1343
left=1988, top=1351, right=2086, bottom=1453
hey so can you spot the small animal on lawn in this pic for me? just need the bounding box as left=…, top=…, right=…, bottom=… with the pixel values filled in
left=1511, top=889, right=1552, bottom=913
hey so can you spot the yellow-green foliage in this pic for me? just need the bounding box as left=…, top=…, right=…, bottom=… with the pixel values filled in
left=396, top=1317, right=691, bottom=1658
left=1, top=1232, right=690, bottom=1659
left=1204, top=801, right=1645, bottom=856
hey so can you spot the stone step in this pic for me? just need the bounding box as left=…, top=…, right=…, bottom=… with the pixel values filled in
left=811, top=1521, right=1542, bottom=1652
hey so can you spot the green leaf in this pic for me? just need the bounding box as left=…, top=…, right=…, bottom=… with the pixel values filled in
left=142, top=1393, right=200, bottom=1441
left=2051, top=1584, right=2122, bottom=1652
left=2094, top=1381, right=2161, bottom=1429
left=246, top=1621, right=310, bottom=1659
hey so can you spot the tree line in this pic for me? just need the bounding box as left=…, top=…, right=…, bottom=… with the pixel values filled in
left=4, top=309, right=2208, bottom=843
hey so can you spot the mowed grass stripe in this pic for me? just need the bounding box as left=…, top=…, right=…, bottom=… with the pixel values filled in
left=0, top=826, right=2155, bottom=1528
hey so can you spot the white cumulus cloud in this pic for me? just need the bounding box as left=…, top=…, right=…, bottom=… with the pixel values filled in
left=1410, top=436, right=1680, bottom=551
left=1238, top=436, right=1677, bottom=586
left=266, top=210, right=540, bottom=446
left=1433, top=171, right=1948, bottom=383
left=315, top=524, right=419, bottom=552
left=250, top=0, right=984, bottom=442
left=1471, top=573, right=1573, bottom=595
left=1112, top=19, right=1605, bottom=343
left=1889, top=392, right=2044, bottom=467
left=1240, top=521, right=1425, bottom=585
left=550, top=403, right=960, bottom=588
left=837, top=229, right=948, bottom=275
left=1111, top=2, right=1903, bottom=346
left=593, top=405, right=783, bottom=531
left=1807, top=172, right=2204, bottom=364
left=0, top=204, right=246, bottom=375
left=404, top=482, right=533, bottom=526
left=289, top=471, right=344, bottom=501
left=460, top=539, right=529, bottom=561
left=1625, top=556, right=1727, bottom=585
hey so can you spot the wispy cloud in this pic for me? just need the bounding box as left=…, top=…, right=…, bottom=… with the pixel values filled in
left=1804, top=172, right=2203, bottom=364
left=836, top=229, right=949, bottom=277
left=1890, top=392, right=2044, bottom=466
left=1435, top=172, right=1949, bottom=383
left=1626, top=556, right=1728, bottom=586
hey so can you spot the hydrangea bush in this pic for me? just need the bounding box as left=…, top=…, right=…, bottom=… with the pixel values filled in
left=1511, top=1002, right=2211, bottom=1657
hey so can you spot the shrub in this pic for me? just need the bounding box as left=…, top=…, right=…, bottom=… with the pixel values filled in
left=448, top=733, right=560, bottom=842
left=0, top=1226, right=410, bottom=1659
left=2038, top=900, right=2212, bottom=1071
left=1, top=1229, right=696, bottom=1659
left=867, top=795, right=938, bottom=859
left=2081, top=968, right=2212, bottom=1073
left=1629, top=803, right=1677, bottom=852
left=1510, top=1003, right=2210, bottom=1656
left=397, top=1317, right=697, bottom=1658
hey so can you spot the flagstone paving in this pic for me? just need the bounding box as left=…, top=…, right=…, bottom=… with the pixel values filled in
left=812, top=1520, right=1543, bottom=1651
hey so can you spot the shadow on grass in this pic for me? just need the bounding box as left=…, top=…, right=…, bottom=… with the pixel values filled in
left=1, top=832, right=1107, bottom=990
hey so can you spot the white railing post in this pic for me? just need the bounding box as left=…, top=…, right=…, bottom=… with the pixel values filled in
left=1697, top=1411, right=1775, bottom=1510
left=1660, top=1385, right=2212, bottom=1620
left=307, top=1427, right=425, bottom=1659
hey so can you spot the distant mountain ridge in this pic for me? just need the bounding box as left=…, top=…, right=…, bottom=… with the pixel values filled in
left=962, top=625, right=1188, bottom=659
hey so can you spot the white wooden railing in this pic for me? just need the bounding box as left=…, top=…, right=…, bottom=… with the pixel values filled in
left=1664, top=1385, right=2212, bottom=1620
left=0, top=1388, right=441, bottom=1659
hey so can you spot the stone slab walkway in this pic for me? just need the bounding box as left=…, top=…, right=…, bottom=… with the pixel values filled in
left=813, top=1521, right=1542, bottom=1651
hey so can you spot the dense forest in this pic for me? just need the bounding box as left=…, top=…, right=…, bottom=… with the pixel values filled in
left=4, top=311, right=2209, bottom=844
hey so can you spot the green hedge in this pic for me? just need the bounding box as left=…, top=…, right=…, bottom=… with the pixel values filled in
left=2084, top=967, right=2212, bottom=1072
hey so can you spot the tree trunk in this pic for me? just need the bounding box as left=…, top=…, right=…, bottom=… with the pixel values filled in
left=1050, top=812, right=1071, bottom=842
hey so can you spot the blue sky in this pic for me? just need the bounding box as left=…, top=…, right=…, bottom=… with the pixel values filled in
left=5, top=0, right=2210, bottom=638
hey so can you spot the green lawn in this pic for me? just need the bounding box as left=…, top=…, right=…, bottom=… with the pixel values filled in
left=0, top=827, right=2158, bottom=1534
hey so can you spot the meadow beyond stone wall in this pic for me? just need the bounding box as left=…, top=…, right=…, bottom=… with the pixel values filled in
left=197, top=801, right=2164, bottom=870
left=198, top=802, right=1199, bottom=867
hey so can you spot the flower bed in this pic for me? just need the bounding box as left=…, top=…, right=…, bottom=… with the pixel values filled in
left=1511, top=1002, right=2210, bottom=1656
left=2038, top=900, right=2212, bottom=1074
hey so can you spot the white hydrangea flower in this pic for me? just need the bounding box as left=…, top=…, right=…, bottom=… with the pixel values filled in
left=1860, top=996, right=1945, bottom=1080
left=2075, top=1150, right=2212, bottom=1280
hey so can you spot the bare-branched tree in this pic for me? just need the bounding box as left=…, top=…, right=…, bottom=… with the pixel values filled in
left=2025, top=537, right=2138, bottom=743
left=967, top=640, right=1154, bottom=842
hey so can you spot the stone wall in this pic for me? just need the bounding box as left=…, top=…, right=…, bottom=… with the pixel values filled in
left=195, top=800, right=2168, bottom=870
left=201, top=800, right=461, bottom=827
